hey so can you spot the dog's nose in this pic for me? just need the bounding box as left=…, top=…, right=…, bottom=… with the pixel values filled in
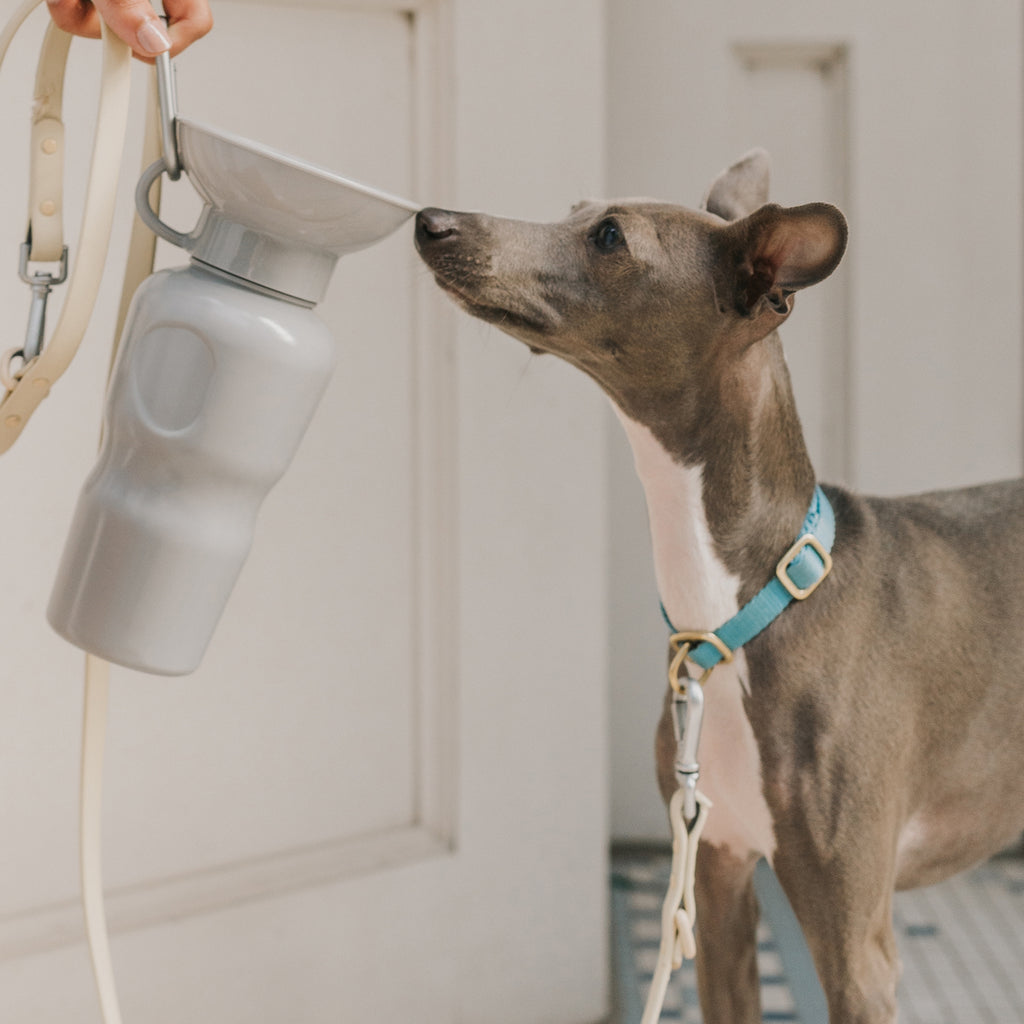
left=416, top=208, right=460, bottom=243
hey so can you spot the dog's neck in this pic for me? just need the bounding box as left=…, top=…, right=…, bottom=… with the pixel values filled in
left=614, top=407, right=742, bottom=632
left=615, top=331, right=817, bottom=618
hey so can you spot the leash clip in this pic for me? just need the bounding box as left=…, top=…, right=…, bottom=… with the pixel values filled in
left=668, top=631, right=729, bottom=823
left=18, top=238, right=68, bottom=363
left=668, top=633, right=717, bottom=825
left=671, top=679, right=705, bottom=824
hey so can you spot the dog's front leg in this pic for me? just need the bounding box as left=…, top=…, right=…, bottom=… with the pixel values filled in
left=693, top=842, right=762, bottom=1024
left=774, top=847, right=901, bottom=1024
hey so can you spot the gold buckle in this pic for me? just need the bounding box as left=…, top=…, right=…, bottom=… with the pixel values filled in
left=668, top=630, right=733, bottom=694
left=775, top=533, right=833, bottom=600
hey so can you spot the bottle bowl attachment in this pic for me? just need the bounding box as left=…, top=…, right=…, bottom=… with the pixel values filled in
left=138, top=117, right=420, bottom=305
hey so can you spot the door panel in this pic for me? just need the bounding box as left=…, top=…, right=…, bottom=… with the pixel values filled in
left=106, top=0, right=424, bottom=893
left=0, top=3, right=610, bottom=1021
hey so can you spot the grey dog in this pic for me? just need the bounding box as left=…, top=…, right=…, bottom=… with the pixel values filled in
left=415, top=150, right=1024, bottom=1024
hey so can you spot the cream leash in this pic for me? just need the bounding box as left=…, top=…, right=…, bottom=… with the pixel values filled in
left=80, top=73, right=164, bottom=1024
left=639, top=787, right=710, bottom=1024
left=81, top=654, right=121, bottom=1024
left=0, top=0, right=131, bottom=453
left=638, top=650, right=714, bottom=1024
left=2, top=5, right=161, bottom=1020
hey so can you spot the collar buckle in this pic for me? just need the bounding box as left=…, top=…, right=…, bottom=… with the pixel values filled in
left=775, top=532, right=833, bottom=601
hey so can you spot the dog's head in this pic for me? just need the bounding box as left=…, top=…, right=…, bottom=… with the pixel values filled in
left=414, top=150, right=846, bottom=426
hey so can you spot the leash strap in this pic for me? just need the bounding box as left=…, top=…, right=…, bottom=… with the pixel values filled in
left=0, top=0, right=131, bottom=454
left=81, top=654, right=123, bottom=1024
left=662, top=485, right=835, bottom=668
left=78, top=65, right=165, bottom=1024
left=4, top=7, right=161, bottom=1022
left=640, top=788, right=711, bottom=1024
left=28, top=21, right=71, bottom=263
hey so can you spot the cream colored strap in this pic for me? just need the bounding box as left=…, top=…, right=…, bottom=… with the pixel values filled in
left=81, top=654, right=123, bottom=1024
left=4, top=6, right=161, bottom=1022
left=640, top=787, right=711, bottom=1024
left=28, top=21, right=71, bottom=262
left=0, top=3, right=131, bottom=453
left=79, top=71, right=163, bottom=1024
left=80, top=61, right=165, bottom=1024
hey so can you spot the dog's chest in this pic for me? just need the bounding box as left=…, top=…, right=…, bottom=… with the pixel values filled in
left=617, top=410, right=777, bottom=860
left=697, top=658, right=777, bottom=860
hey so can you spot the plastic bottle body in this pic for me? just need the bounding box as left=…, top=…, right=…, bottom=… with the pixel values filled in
left=48, top=264, right=336, bottom=675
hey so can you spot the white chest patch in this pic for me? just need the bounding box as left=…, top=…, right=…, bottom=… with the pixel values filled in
left=615, top=408, right=777, bottom=862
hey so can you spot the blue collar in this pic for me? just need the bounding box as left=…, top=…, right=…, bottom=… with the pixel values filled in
left=661, top=485, right=835, bottom=672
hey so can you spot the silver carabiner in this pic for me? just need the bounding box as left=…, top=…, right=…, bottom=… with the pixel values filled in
left=671, top=676, right=705, bottom=825
left=18, top=240, right=68, bottom=362
left=155, top=29, right=182, bottom=181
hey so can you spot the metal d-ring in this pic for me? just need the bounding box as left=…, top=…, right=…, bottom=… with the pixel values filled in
left=668, top=630, right=733, bottom=694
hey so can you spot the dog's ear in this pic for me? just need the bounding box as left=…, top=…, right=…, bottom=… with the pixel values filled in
left=722, top=202, right=848, bottom=317
left=703, top=149, right=771, bottom=221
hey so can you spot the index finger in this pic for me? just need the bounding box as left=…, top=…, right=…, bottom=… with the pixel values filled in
left=161, top=0, right=213, bottom=58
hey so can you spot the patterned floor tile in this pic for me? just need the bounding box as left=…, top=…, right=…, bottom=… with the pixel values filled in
left=612, top=849, right=1024, bottom=1024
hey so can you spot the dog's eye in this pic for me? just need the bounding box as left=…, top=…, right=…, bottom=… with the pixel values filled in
left=593, top=218, right=625, bottom=251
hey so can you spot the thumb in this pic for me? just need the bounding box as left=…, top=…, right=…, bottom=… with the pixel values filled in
left=93, top=0, right=172, bottom=57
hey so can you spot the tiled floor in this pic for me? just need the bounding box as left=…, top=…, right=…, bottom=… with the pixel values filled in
left=611, top=846, right=1024, bottom=1024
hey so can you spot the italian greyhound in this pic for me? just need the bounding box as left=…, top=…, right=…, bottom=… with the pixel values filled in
left=414, top=150, right=1024, bottom=1024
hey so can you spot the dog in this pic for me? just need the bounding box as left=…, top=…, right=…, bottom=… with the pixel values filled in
left=414, top=150, right=1024, bottom=1024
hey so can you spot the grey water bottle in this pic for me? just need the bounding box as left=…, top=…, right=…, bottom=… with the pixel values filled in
left=48, top=117, right=417, bottom=674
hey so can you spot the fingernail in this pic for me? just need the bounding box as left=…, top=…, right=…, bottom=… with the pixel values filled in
left=137, top=18, right=171, bottom=55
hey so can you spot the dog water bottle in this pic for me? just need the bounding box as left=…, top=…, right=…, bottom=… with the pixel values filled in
left=48, top=112, right=417, bottom=675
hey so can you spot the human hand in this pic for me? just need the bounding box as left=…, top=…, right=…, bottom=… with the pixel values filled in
left=45, top=0, right=213, bottom=60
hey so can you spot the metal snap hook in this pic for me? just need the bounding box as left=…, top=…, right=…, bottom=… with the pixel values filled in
left=670, top=680, right=705, bottom=824
left=18, top=239, right=68, bottom=363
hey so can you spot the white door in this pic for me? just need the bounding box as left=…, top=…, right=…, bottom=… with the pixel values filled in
left=606, top=0, right=1024, bottom=840
left=0, top=3, right=610, bottom=1021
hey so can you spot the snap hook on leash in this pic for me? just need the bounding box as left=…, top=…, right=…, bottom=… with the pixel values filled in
left=18, top=237, right=69, bottom=361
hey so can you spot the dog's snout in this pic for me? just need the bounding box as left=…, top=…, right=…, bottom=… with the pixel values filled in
left=416, top=208, right=460, bottom=244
